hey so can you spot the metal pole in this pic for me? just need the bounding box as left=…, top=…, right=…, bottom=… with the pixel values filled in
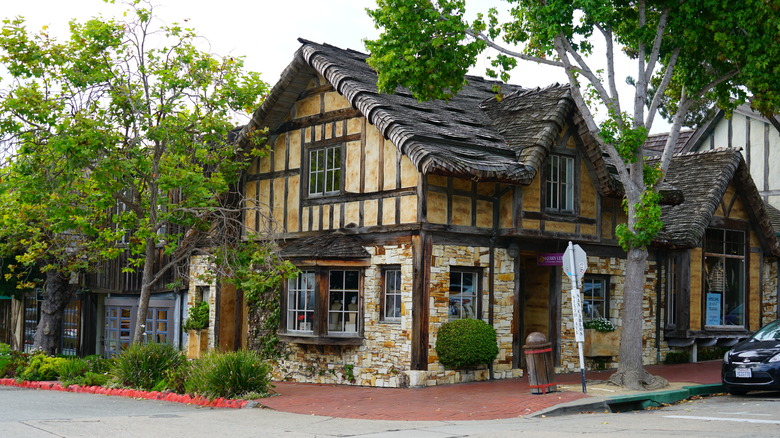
left=567, top=241, right=587, bottom=394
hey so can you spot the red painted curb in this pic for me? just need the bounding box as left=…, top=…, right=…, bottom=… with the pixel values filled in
left=0, top=378, right=249, bottom=409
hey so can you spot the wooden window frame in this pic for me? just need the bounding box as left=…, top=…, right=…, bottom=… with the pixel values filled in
left=281, top=267, right=364, bottom=345
left=306, top=144, right=343, bottom=198
left=543, top=153, right=577, bottom=214
left=582, top=275, right=610, bottom=321
left=703, top=228, right=747, bottom=329
left=381, top=266, right=402, bottom=323
left=448, top=268, right=483, bottom=321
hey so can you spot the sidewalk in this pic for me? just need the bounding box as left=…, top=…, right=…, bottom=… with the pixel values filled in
left=258, top=360, right=724, bottom=421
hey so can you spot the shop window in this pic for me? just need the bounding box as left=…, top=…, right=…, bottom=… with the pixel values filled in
left=449, top=269, right=481, bottom=321
left=704, top=228, right=745, bottom=327
left=582, top=276, right=609, bottom=320
left=545, top=154, right=575, bottom=213
left=382, top=267, right=402, bottom=323
left=308, top=145, right=342, bottom=197
left=285, top=268, right=362, bottom=337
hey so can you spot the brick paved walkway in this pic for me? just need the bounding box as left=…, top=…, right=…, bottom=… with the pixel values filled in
left=258, top=361, right=722, bottom=421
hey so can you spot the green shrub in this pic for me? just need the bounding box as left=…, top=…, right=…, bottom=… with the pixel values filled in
left=664, top=350, right=690, bottom=364
left=186, top=350, right=272, bottom=399
left=698, top=346, right=730, bottom=361
left=110, top=342, right=186, bottom=391
left=435, top=318, right=499, bottom=369
left=75, top=371, right=109, bottom=387
left=0, top=349, right=28, bottom=378
left=0, top=343, right=11, bottom=376
left=19, top=353, right=67, bottom=381
left=182, top=301, right=209, bottom=331
left=56, top=357, right=91, bottom=385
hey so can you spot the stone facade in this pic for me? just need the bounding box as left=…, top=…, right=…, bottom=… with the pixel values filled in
left=558, top=256, right=664, bottom=371
left=762, top=259, right=779, bottom=326
left=187, top=255, right=217, bottom=349
left=274, top=244, right=415, bottom=388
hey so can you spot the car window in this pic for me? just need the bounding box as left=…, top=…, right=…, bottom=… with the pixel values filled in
left=751, top=320, right=780, bottom=341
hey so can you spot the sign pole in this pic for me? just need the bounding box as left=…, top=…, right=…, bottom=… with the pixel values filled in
left=565, top=241, right=587, bottom=394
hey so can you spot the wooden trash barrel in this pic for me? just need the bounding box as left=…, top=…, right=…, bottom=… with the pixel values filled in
left=523, top=332, right=557, bottom=394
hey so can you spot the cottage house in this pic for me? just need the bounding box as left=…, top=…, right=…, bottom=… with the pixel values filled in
left=218, top=40, right=779, bottom=386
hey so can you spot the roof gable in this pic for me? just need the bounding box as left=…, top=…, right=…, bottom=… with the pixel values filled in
left=236, top=39, right=616, bottom=193
left=653, top=148, right=779, bottom=255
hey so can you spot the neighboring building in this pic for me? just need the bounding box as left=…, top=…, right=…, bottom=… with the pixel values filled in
left=222, top=40, right=779, bottom=387
left=647, top=103, right=780, bottom=209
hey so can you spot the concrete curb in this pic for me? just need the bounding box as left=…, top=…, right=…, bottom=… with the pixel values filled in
left=528, top=383, right=725, bottom=417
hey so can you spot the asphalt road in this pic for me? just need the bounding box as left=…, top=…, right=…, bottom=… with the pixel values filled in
left=2, top=385, right=780, bottom=437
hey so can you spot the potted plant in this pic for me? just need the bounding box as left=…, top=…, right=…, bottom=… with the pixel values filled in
left=183, top=301, right=209, bottom=359
left=583, top=317, right=620, bottom=357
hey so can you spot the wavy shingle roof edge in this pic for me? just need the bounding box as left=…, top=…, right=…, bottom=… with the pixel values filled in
left=235, top=39, right=618, bottom=190
left=653, top=148, right=779, bottom=255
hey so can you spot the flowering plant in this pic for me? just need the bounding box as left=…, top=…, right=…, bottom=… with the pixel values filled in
left=583, top=317, right=615, bottom=333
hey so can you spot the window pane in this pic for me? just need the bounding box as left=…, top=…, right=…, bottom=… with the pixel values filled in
left=449, top=271, right=478, bottom=321
left=384, top=270, right=402, bottom=321
left=288, top=271, right=315, bottom=332
left=704, top=229, right=745, bottom=326
left=582, top=277, right=606, bottom=320
left=329, top=270, right=359, bottom=333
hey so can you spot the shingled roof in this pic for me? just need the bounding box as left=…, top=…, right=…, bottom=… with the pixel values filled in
left=652, top=148, right=780, bottom=255
left=280, top=233, right=370, bottom=260
left=235, top=39, right=617, bottom=193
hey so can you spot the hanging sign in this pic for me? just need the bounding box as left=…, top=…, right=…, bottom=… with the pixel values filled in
left=537, top=253, right=564, bottom=266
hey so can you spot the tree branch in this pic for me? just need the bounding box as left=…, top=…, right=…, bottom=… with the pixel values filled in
left=645, top=48, right=680, bottom=129
left=465, top=28, right=565, bottom=68
left=553, top=35, right=633, bottom=190
left=560, top=37, right=622, bottom=117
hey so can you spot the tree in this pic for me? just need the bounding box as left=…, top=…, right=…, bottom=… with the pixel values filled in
left=0, top=0, right=269, bottom=347
left=365, top=0, right=780, bottom=389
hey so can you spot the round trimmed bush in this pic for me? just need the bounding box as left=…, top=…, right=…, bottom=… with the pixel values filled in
left=435, top=318, right=499, bottom=369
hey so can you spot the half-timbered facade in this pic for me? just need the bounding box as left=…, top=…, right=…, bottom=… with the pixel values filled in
left=227, top=40, right=779, bottom=387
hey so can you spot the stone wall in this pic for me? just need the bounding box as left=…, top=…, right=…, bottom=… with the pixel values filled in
left=419, top=244, right=522, bottom=386
left=187, top=255, right=217, bottom=348
left=558, top=255, right=663, bottom=371
left=274, top=244, right=415, bottom=387
left=762, top=258, right=779, bottom=326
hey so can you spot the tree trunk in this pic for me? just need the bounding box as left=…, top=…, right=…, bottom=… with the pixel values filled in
left=609, top=247, right=668, bottom=390
left=132, top=237, right=157, bottom=344
left=32, top=269, right=75, bottom=355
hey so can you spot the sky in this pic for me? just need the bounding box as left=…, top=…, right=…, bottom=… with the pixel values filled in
left=1, top=0, right=666, bottom=132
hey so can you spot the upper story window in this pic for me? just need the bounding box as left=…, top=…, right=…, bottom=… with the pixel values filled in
left=545, top=154, right=575, bottom=213
left=704, top=228, right=745, bottom=327
left=449, top=269, right=481, bottom=321
left=308, top=145, right=341, bottom=197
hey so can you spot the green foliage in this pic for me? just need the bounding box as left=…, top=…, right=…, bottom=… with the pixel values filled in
left=664, top=350, right=690, bottom=364
left=435, top=318, right=499, bottom=369
left=109, top=342, right=186, bottom=391
left=365, top=0, right=486, bottom=101
left=19, top=353, right=67, bottom=381
left=55, top=355, right=112, bottom=387
left=615, top=189, right=663, bottom=251
left=342, top=364, right=356, bottom=383
left=220, top=241, right=298, bottom=359
left=0, top=0, right=269, bottom=345
left=0, top=347, right=27, bottom=378
left=583, top=317, right=615, bottom=332
left=182, top=301, right=209, bottom=331
left=185, top=350, right=272, bottom=400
